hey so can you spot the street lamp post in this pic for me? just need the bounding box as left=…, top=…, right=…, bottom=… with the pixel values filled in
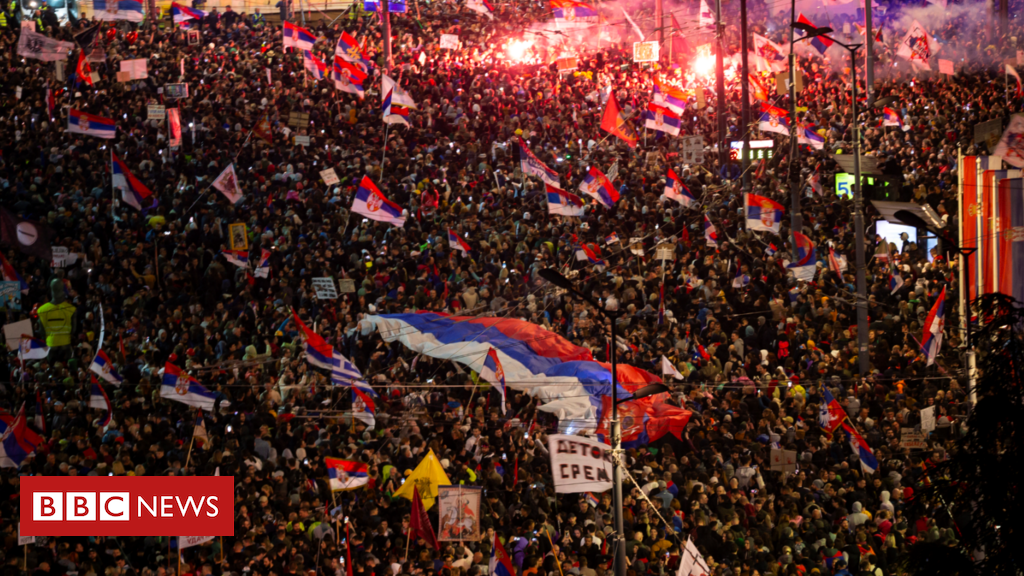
left=538, top=269, right=668, bottom=576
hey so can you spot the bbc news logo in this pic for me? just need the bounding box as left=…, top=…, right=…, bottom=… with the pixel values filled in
left=21, top=476, right=234, bottom=536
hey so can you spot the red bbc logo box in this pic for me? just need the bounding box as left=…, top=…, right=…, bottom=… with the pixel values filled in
left=20, top=476, right=235, bottom=536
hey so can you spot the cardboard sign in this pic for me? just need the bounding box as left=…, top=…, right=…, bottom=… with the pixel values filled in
left=656, top=242, right=675, bottom=261
left=629, top=238, right=644, bottom=256
left=228, top=223, right=248, bottom=251
left=147, top=104, right=166, bottom=121
left=120, top=58, right=148, bottom=80
left=556, top=57, right=578, bottom=74
left=16, top=86, right=22, bottom=100
left=919, top=406, right=936, bottom=433
left=900, top=428, right=927, bottom=450
left=18, top=524, right=36, bottom=546
left=187, top=29, right=201, bottom=45
left=3, top=319, right=33, bottom=351
left=440, top=34, right=460, bottom=49
left=51, top=247, right=69, bottom=268
left=320, top=168, right=340, bottom=186
left=312, top=278, right=338, bottom=299
left=294, top=135, right=311, bottom=146
left=938, top=59, right=954, bottom=75
left=770, top=448, right=798, bottom=473
left=338, top=278, right=356, bottom=293
left=633, top=41, right=660, bottom=63
left=681, top=135, right=705, bottom=164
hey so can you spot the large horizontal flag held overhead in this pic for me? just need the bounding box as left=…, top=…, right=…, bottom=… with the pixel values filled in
left=352, top=176, right=406, bottom=227
left=160, top=362, right=221, bottom=410
left=68, top=109, right=116, bottom=139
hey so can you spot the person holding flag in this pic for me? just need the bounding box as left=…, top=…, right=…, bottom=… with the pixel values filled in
left=448, top=229, right=472, bottom=254
left=663, top=167, right=696, bottom=206
left=546, top=183, right=585, bottom=217
left=921, top=287, right=946, bottom=366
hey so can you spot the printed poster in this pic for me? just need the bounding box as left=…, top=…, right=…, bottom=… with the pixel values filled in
left=437, top=485, right=481, bottom=541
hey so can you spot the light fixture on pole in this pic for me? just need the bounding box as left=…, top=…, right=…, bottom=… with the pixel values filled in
left=538, top=269, right=667, bottom=576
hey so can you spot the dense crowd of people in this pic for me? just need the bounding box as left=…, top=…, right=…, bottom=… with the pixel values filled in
left=0, top=0, right=1015, bottom=575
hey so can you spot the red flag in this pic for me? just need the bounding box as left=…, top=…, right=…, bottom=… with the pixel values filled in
left=410, top=485, right=440, bottom=550
left=119, top=332, right=126, bottom=358
left=77, top=50, right=93, bottom=86
left=600, top=94, right=638, bottom=148
left=345, top=522, right=354, bottom=576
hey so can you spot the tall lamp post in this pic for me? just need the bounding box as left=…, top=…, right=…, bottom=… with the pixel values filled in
left=539, top=268, right=668, bottom=576
left=791, top=23, right=895, bottom=377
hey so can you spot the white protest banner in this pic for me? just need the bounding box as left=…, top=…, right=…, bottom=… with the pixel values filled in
left=633, top=41, right=659, bottom=63
left=312, top=278, right=338, bottom=299
left=295, top=135, right=311, bottom=147
left=18, top=523, right=36, bottom=546
left=120, top=58, right=149, bottom=80
left=178, top=536, right=215, bottom=550
left=547, top=434, right=613, bottom=494
left=938, top=59, right=954, bottom=75
left=320, top=168, right=340, bottom=186
left=900, top=428, right=927, bottom=450
left=51, top=247, right=69, bottom=268
left=3, top=319, right=33, bottom=351
left=147, top=104, right=166, bottom=121
left=920, top=406, right=936, bottom=433
left=440, top=34, right=460, bottom=49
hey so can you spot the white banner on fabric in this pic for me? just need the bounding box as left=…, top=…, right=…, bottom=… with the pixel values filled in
left=547, top=434, right=613, bottom=494
left=179, top=536, right=215, bottom=550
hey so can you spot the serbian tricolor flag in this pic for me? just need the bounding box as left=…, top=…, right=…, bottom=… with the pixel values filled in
left=352, top=387, right=376, bottom=430
left=221, top=250, right=249, bottom=269
left=489, top=533, right=516, bottom=576
left=546, top=183, right=585, bottom=217
left=160, top=363, right=220, bottom=411
left=644, top=103, right=681, bottom=136
left=818, top=388, right=846, bottom=434
left=704, top=215, right=718, bottom=247
left=841, top=421, right=878, bottom=473
left=303, top=51, right=327, bottom=80
left=579, top=166, right=619, bottom=208
left=112, top=151, right=153, bottom=211
left=18, top=337, right=49, bottom=360
left=293, top=309, right=334, bottom=369
left=579, top=243, right=606, bottom=266
left=663, top=167, right=696, bottom=207
left=797, top=14, right=833, bottom=54
left=171, top=1, right=206, bottom=22
left=585, top=493, right=599, bottom=507
left=828, top=247, right=845, bottom=275
left=479, top=347, right=507, bottom=414
left=88, top=378, right=113, bottom=429
left=744, top=193, right=784, bottom=234
left=90, top=349, right=124, bottom=385
left=68, top=109, right=116, bottom=139
left=600, top=94, right=638, bottom=148
left=335, top=31, right=372, bottom=68
left=253, top=249, right=271, bottom=278
left=325, top=457, right=369, bottom=490
left=787, top=231, right=816, bottom=281
left=283, top=21, right=317, bottom=51
left=448, top=229, right=472, bottom=254
left=882, top=107, right=906, bottom=131
left=889, top=266, right=904, bottom=294
left=0, top=253, right=28, bottom=294
left=352, top=176, right=406, bottom=227
left=921, top=287, right=945, bottom=366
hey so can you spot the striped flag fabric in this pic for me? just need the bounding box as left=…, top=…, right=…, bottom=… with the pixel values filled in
left=325, top=457, right=370, bottom=490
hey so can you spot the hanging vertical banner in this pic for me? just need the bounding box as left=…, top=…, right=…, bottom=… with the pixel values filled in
left=168, top=108, right=182, bottom=148
left=437, top=486, right=482, bottom=541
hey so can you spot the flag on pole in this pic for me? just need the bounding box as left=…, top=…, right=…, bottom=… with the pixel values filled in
left=171, top=2, right=206, bottom=22
left=160, top=363, right=220, bottom=410
left=819, top=388, right=846, bottom=433
left=546, top=183, right=586, bottom=217
left=698, top=0, right=714, bottom=29
left=744, top=193, right=784, bottom=234
left=600, top=94, right=638, bottom=148
left=253, top=249, right=271, bottom=278
left=921, top=287, right=945, bottom=366
left=18, top=337, right=49, bottom=360
left=293, top=310, right=334, bottom=369
left=351, top=176, right=406, bottom=227
left=644, top=103, right=681, bottom=136
left=17, top=28, right=74, bottom=61
left=67, top=109, right=117, bottom=139
left=88, top=377, right=112, bottom=429
left=0, top=404, right=43, bottom=468
left=579, top=166, right=619, bottom=208
left=797, top=14, right=833, bottom=53
left=76, top=49, right=94, bottom=86
left=479, top=348, right=507, bottom=414
left=325, top=457, right=369, bottom=490
left=758, top=103, right=791, bottom=136
left=1009, top=64, right=1024, bottom=99
left=90, top=349, right=124, bottom=385
left=518, top=137, right=560, bottom=186
left=661, top=355, right=684, bottom=380
left=333, top=56, right=368, bottom=98
left=302, top=50, right=327, bottom=80
left=448, top=229, right=472, bottom=254
left=896, top=20, right=940, bottom=69
left=283, top=21, right=317, bottom=50
left=881, top=107, right=906, bottom=130
left=335, top=31, right=372, bottom=68
left=787, top=231, right=816, bottom=281
left=652, top=78, right=687, bottom=114
left=678, top=537, right=711, bottom=576
left=752, top=33, right=788, bottom=72
left=663, top=167, right=696, bottom=206
left=352, top=387, right=376, bottom=430
left=841, top=421, right=878, bottom=473
left=704, top=215, right=718, bottom=247
left=489, top=532, right=516, bottom=576
left=111, top=152, right=153, bottom=211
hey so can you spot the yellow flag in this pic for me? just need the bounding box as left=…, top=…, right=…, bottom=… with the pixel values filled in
left=392, top=449, right=451, bottom=510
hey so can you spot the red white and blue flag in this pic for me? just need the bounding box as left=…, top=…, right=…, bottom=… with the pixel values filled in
left=644, top=103, right=681, bottom=136
left=89, top=377, right=113, bottom=428
left=518, top=137, right=560, bottom=187
left=160, top=362, right=219, bottom=411
left=112, top=151, right=153, bottom=211
left=882, top=106, right=906, bottom=130
left=787, top=231, right=816, bottom=281
left=797, top=14, right=833, bottom=54
left=704, top=215, right=718, bottom=247
left=841, top=421, right=878, bottom=473
left=466, top=0, right=495, bottom=19
left=489, top=532, right=517, bottom=576
left=333, top=56, right=368, bottom=98
left=171, top=2, right=206, bottom=22
left=283, top=21, right=317, bottom=51
left=744, top=193, right=784, bottom=234
left=352, top=387, right=376, bottom=430
left=0, top=405, right=43, bottom=468
left=254, top=249, right=271, bottom=279
left=579, top=166, right=619, bottom=208
left=546, top=183, right=585, bottom=217
left=335, top=31, right=372, bottom=69
left=921, top=287, right=945, bottom=366
left=68, top=109, right=116, bottom=139
left=18, top=337, right=49, bottom=360
left=448, top=229, right=472, bottom=254
left=759, top=103, right=791, bottom=136
left=663, top=167, right=696, bottom=207
left=303, top=50, right=327, bottom=80
left=579, top=243, right=605, bottom=266
left=652, top=78, right=686, bottom=114
left=352, top=176, right=406, bottom=227
left=819, top=387, right=846, bottom=434
left=90, top=349, right=124, bottom=385
left=479, top=347, right=507, bottom=414
left=605, top=232, right=620, bottom=244
left=325, top=457, right=369, bottom=491
left=222, top=249, right=249, bottom=269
